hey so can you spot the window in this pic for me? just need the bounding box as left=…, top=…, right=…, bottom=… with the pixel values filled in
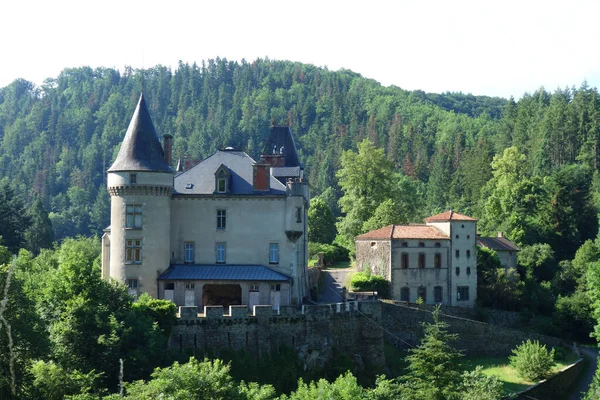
left=401, top=253, right=409, bottom=269
left=185, top=283, right=195, bottom=290
left=467, top=267, right=471, bottom=275
left=184, top=242, right=195, bottom=263
left=466, top=250, right=471, bottom=258
left=455, top=234, right=459, bottom=239
left=418, top=253, right=425, bottom=269
left=401, top=242, right=408, bottom=247
left=461, top=224, right=465, bottom=228
left=249, top=284, right=260, bottom=292
left=455, top=267, right=460, bottom=276
left=400, top=287, right=410, bottom=302
left=434, top=253, right=442, bottom=269
left=418, top=286, right=426, bottom=303
left=467, top=235, right=470, bottom=239
left=127, top=278, right=139, bottom=298
left=296, top=207, right=302, bottom=223
left=165, top=282, right=175, bottom=290
left=418, top=242, right=425, bottom=247
left=127, top=279, right=138, bottom=289
left=457, top=286, right=469, bottom=301
left=435, top=242, right=441, bottom=247
left=271, top=284, right=281, bottom=291
left=217, top=209, right=226, bottom=229
left=217, top=177, right=227, bottom=193
left=216, top=243, right=226, bottom=263
left=455, top=249, right=460, bottom=258
left=269, top=243, right=279, bottom=264
left=130, top=174, right=137, bottom=184
left=125, top=239, right=142, bottom=263
left=434, top=286, right=443, bottom=303
left=126, top=205, right=142, bottom=229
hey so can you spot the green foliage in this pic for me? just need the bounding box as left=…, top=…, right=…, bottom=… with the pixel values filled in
left=308, top=243, right=349, bottom=266
left=24, top=197, right=55, bottom=255
left=518, top=243, right=556, bottom=282
left=123, top=357, right=275, bottom=400
left=452, top=366, right=504, bottom=400
left=552, top=291, right=595, bottom=342
left=350, top=271, right=389, bottom=298
left=308, top=197, right=337, bottom=245
left=509, top=340, right=555, bottom=381
left=281, top=372, right=365, bottom=400
left=30, top=360, right=104, bottom=400
left=400, top=306, right=464, bottom=400
left=336, top=139, right=395, bottom=246
left=0, top=182, right=30, bottom=253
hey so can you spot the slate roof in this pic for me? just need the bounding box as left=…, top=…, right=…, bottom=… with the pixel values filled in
left=174, top=149, right=286, bottom=195
left=424, top=210, right=478, bottom=222
left=271, top=166, right=301, bottom=179
left=356, top=225, right=449, bottom=240
left=108, top=94, right=172, bottom=173
left=477, top=236, right=520, bottom=252
left=262, top=126, right=301, bottom=168
left=158, top=265, right=291, bottom=281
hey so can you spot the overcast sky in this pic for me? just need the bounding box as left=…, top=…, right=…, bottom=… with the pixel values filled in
left=2, top=0, right=599, bottom=99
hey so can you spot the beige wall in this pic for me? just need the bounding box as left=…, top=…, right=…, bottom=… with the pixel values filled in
left=446, top=221, right=477, bottom=308
left=170, top=196, right=306, bottom=302
left=106, top=171, right=173, bottom=298
left=391, top=239, right=451, bottom=303
left=497, top=250, right=518, bottom=270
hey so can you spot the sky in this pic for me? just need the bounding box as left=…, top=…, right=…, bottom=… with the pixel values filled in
left=1, top=0, right=599, bottom=99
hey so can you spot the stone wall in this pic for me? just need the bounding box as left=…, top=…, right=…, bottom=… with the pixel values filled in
left=381, top=302, right=563, bottom=356
left=171, top=301, right=385, bottom=369
left=355, top=240, right=391, bottom=280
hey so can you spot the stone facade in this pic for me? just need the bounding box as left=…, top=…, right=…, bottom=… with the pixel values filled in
left=171, top=301, right=385, bottom=370
left=355, top=211, right=478, bottom=308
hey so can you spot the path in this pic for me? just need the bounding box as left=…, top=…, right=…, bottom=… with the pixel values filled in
left=567, top=346, right=598, bottom=400
left=317, top=268, right=354, bottom=303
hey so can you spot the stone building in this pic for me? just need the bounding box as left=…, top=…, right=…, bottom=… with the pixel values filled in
left=355, top=211, right=478, bottom=308
left=101, top=95, right=309, bottom=308
left=477, top=232, right=519, bottom=271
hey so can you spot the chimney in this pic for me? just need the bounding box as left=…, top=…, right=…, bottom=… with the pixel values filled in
left=253, top=163, right=270, bottom=191
left=183, top=155, right=201, bottom=171
left=163, top=133, right=173, bottom=167
left=497, top=232, right=503, bottom=238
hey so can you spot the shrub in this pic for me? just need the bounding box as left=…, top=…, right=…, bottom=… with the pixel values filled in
left=308, top=242, right=349, bottom=266
left=509, top=340, right=555, bottom=381
left=350, top=271, right=389, bottom=298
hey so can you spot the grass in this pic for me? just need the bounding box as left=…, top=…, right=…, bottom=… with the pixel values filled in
left=464, top=347, right=580, bottom=395
left=324, top=260, right=354, bottom=269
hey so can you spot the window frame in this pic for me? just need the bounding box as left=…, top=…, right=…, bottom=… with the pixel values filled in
left=401, top=252, right=409, bottom=269
left=418, top=253, right=426, bottom=269
left=434, top=252, right=442, bottom=269
left=216, top=242, right=226, bottom=264
left=216, top=209, right=227, bottom=230
left=434, top=286, right=443, bottom=303
left=125, top=239, right=142, bottom=264
left=130, top=173, right=137, bottom=184
left=457, top=286, right=470, bottom=301
left=400, top=287, right=410, bottom=302
left=296, top=207, right=302, bottom=223
left=269, top=243, right=279, bottom=264
left=184, top=242, right=195, bottom=263
left=125, top=204, right=143, bottom=229
left=216, top=177, right=227, bottom=193
left=418, top=286, right=426, bottom=303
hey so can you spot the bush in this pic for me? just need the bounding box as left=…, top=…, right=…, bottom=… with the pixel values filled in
left=509, top=340, right=555, bottom=381
left=350, top=271, right=389, bottom=298
left=308, top=242, right=349, bottom=266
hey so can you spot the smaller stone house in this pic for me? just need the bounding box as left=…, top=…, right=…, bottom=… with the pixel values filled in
left=355, top=211, right=478, bottom=308
left=477, top=232, right=519, bottom=271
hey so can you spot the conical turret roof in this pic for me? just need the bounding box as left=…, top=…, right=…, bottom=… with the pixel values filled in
left=107, top=94, right=172, bottom=173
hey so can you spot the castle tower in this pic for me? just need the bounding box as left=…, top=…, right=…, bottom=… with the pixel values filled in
left=103, top=94, right=173, bottom=297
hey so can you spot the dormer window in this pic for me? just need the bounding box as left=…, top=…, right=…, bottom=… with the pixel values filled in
left=217, top=177, right=227, bottom=193
left=214, top=164, right=230, bottom=194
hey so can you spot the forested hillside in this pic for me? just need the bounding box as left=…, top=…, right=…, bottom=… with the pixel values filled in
left=0, top=58, right=599, bottom=254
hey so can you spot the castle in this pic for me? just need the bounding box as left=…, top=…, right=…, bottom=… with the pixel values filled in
left=101, top=95, right=309, bottom=308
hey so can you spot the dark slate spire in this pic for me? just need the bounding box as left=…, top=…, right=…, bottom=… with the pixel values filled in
left=107, top=94, right=172, bottom=173
left=262, top=126, right=301, bottom=167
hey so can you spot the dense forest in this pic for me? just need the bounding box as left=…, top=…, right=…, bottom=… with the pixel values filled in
left=3, top=59, right=600, bottom=398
